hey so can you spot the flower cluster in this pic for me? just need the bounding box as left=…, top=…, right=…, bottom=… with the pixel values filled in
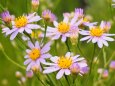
left=0, top=2, right=115, bottom=85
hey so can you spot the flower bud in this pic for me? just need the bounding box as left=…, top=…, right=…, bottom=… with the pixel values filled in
left=31, top=0, right=39, bottom=11
left=102, top=70, right=109, bottom=79
left=15, top=71, right=22, bottom=78
left=0, top=10, right=12, bottom=23
left=109, top=61, right=115, bottom=70
left=26, top=71, right=33, bottom=78
left=70, top=63, right=80, bottom=74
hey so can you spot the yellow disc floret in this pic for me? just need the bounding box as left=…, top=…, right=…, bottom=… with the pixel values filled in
left=58, top=56, right=72, bottom=69
left=15, top=16, right=28, bottom=28
left=29, top=48, right=40, bottom=60
left=90, top=27, right=103, bottom=37
left=58, top=22, right=70, bottom=33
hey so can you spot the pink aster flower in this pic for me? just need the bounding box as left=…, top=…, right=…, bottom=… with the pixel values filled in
left=0, top=10, right=12, bottom=23
left=24, top=41, right=51, bottom=71
left=43, top=52, right=87, bottom=79
left=6, top=12, right=41, bottom=40
left=46, top=15, right=81, bottom=42
left=42, top=9, right=57, bottom=22
left=80, top=21, right=115, bottom=48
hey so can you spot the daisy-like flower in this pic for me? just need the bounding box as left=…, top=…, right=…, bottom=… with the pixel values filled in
left=80, top=21, right=115, bottom=48
left=42, top=9, right=57, bottom=22
left=24, top=41, right=51, bottom=71
left=6, top=12, right=41, bottom=40
left=46, top=14, right=81, bottom=42
left=43, top=52, right=87, bottom=79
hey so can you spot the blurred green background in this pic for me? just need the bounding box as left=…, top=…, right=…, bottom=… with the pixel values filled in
left=0, top=0, right=115, bottom=86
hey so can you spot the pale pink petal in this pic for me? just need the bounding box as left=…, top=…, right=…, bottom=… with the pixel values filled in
left=63, top=16, right=69, bottom=23
left=24, top=59, right=32, bottom=65
left=101, top=39, right=108, bottom=47
left=52, top=34, right=61, bottom=40
left=53, top=21, right=58, bottom=27
left=78, top=62, right=87, bottom=67
left=80, top=36, right=91, bottom=41
left=65, top=52, right=71, bottom=57
left=26, top=62, right=34, bottom=71
left=64, top=69, right=71, bottom=75
left=72, top=55, right=80, bottom=60
left=18, top=27, right=25, bottom=33
left=26, top=49, right=31, bottom=53
left=92, top=37, right=98, bottom=43
left=103, top=34, right=115, bottom=36
left=26, top=24, right=41, bottom=29
left=103, top=36, right=114, bottom=41
left=25, top=28, right=32, bottom=34
left=28, top=41, right=34, bottom=49
left=41, top=42, right=51, bottom=54
left=74, top=58, right=84, bottom=62
left=24, top=55, right=29, bottom=58
left=41, top=53, right=51, bottom=59
left=43, top=67, right=60, bottom=74
left=10, top=30, right=19, bottom=40
left=56, top=69, right=65, bottom=79
left=35, top=41, right=40, bottom=49
left=97, top=39, right=103, bottom=48
left=50, top=56, right=59, bottom=63
left=28, top=16, right=41, bottom=23
left=61, top=35, right=67, bottom=42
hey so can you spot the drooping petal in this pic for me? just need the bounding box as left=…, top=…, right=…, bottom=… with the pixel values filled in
left=64, top=69, right=71, bottom=75
left=28, top=41, right=34, bottom=49
left=10, top=30, right=19, bottom=40
left=97, top=39, right=103, bottom=48
left=56, top=69, right=65, bottom=79
left=41, top=42, right=51, bottom=54
left=80, top=36, right=91, bottom=41
left=43, top=67, right=60, bottom=74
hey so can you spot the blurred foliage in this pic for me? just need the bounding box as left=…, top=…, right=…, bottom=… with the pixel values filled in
left=0, top=0, right=115, bottom=86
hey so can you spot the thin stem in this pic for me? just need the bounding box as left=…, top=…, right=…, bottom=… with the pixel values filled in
left=24, top=32, right=34, bottom=43
left=77, top=43, right=85, bottom=58
left=65, top=75, right=70, bottom=86
left=90, top=44, right=96, bottom=73
left=105, top=51, right=115, bottom=67
left=41, top=21, right=47, bottom=44
left=65, top=38, right=71, bottom=52
left=103, top=47, right=106, bottom=68
left=34, top=73, right=46, bottom=86
left=1, top=48, right=26, bottom=70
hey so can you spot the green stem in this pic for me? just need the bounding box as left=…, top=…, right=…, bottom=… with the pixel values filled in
left=65, top=75, right=70, bottom=86
left=0, top=3, right=5, bottom=11
left=90, top=44, right=96, bottom=73
left=103, top=47, right=106, bottom=68
left=1, top=48, right=26, bottom=70
left=24, top=32, right=34, bottom=43
left=65, top=38, right=71, bottom=52
left=34, top=73, right=46, bottom=86
left=41, top=21, right=47, bottom=44
left=77, top=43, right=85, bottom=58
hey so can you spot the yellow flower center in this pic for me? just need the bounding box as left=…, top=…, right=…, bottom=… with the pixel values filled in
left=58, top=22, right=70, bottom=33
left=90, top=27, right=103, bottom=37
left=58, top=56, right=72, bottom=69
left=15, top=16, right=28, bottom=28
left=29, top=48, right=40, bottom=60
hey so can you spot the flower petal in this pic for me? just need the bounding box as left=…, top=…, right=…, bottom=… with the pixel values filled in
left=56, top=69, right=65, bottom=79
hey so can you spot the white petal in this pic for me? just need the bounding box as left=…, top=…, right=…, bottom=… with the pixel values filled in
left=61, top=35, right=67, bottom=42
left=25, top=28, right=32, bottom=34
left=41, top=42, right=51, bottom=54
left=53, top=21, right=58, bottom=27
left=101, top=39, right=108, bottom=47
left=56, top=69, right=65, bottom=79
left=64, top=69, right=71, bottom=75
left=24, top=59, right=31, bottom=65
left=35, top=41, right=40, bottom=49
left=43, top=67, right=60, bottom=74
left=50, top=56, right=59, bottom=63
left=65, top=52, right=71, bottom=57
left=78, top=62, right=87, bottom=67
left=26, top=24, right=41, bottom=29
left=97, top=39, right=103, bottom=48
left=80, top=36, right=91, bottom=41
left=92, top=37, right=98, bottom=43
left=28, top=41, right=34, bottom=49
left=10, top=30, right=19, bottom=40
left=103, top=37, right=114, bottom=41
left=28, top=16, right=41, bottom=23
